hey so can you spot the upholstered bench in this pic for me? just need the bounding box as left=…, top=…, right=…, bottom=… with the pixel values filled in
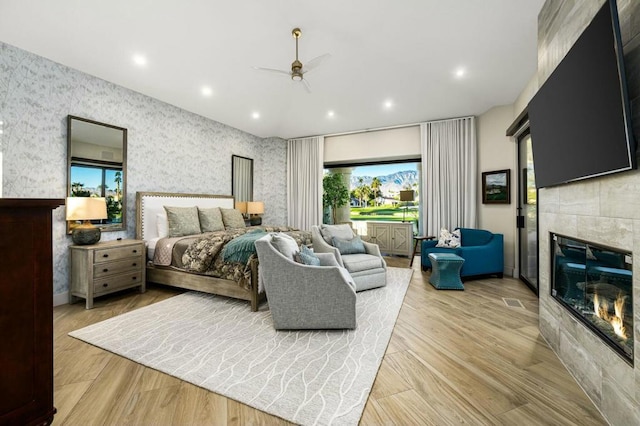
left=428, top=253, right=465, bottom=290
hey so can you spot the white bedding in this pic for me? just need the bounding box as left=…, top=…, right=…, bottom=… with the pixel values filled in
left=146, top=237, right=160, bottom=260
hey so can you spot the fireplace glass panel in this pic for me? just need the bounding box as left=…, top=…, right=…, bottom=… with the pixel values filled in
left=551, top=233, right=633, bottom=364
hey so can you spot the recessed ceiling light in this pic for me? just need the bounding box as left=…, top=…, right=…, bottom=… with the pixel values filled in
left=132, top=54, right=147, bottom=67
left=383, top=100, right=394, bottom=109
left=201, top=86, right=213, bottom=97
left=454, top=67, right=466, bottom=78
left=251, top=112, right=260, bottom=119
left=327, top=110, right=335, bottom=118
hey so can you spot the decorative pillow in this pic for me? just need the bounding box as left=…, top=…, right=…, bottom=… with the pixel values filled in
left=332, top=235, right=366, bottom=255
left=271, top=233, right=300, bottom=260
left=198, top=207, right=225, bottom=232
left=319, top=224, right=354, bottom=245
left=295, top=245, right=321, bottom=266
left=436, top=228, right=461, bottom=248
left=156, top=213, right=169, bottom=238
left=220, top=208, right=246, bottom=229
left=164, top=206, right=201, bottom=237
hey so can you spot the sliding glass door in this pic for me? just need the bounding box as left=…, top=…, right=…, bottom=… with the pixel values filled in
left=517, top=129, right=538, bottom=293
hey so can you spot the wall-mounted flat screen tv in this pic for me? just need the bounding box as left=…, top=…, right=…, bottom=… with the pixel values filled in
left=528, top=0, right=636, bottom=189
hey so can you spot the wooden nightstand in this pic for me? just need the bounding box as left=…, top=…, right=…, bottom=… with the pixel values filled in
left=69, top=239, right=146, bottom=309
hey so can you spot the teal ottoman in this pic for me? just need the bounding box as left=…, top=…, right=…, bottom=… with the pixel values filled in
left=428, top=253, right=465, bottom=290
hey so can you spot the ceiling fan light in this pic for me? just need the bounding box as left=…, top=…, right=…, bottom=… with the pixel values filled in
left=291, top=74, right=303, bottom=81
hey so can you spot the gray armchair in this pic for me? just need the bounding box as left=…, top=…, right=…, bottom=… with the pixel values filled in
left=254, top=234, right=357, bottom=330
left=311, top=225, right=387, bottom=291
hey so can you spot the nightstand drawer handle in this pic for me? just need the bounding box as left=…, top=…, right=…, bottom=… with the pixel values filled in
left=132, top=263, right=137, bottom=267
left=102, top=283, right=108, bottom=288
left=103, top=254, right=109, bottom=258
left=132, top=276, right=137, bottom=280
left=132, top=249, right=138, bottom=253
left=103, top=268, right=109, bottom=272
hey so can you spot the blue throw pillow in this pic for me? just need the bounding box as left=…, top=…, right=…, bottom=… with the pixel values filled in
left=332, top=235, right=366, bottom=255
left=298, top=245, right=320, bottom=266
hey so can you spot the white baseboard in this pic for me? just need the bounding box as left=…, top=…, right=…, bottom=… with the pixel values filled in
left=504, top=267, right=516, bottom=278
left=53, top=291, right=68, bottom=307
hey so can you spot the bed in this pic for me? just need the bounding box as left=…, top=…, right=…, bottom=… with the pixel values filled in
left=135, top=191, right=310, bottom=311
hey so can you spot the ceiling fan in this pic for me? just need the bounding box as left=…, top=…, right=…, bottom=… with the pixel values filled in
left=254, top=28, right=330, bottom=93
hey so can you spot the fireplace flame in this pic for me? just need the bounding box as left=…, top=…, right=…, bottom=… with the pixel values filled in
left=593, top=292, right=627, bottom=340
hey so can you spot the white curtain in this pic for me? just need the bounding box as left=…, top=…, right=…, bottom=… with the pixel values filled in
left=420, top=117, right=477, bottom=237
left=287, top=136, right=324, bottom=230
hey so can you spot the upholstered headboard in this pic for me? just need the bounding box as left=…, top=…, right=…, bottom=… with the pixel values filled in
left=135, top=191, right=235, bottom=241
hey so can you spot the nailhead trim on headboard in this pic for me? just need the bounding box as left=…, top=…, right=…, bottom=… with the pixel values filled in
left=136, top=192, right=234, bottom=241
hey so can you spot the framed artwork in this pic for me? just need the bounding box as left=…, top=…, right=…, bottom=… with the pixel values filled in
left=482, top=169, right=510, bottom=204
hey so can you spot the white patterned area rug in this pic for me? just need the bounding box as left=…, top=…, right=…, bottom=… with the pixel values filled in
left=69, top=267, right=412, bottom=426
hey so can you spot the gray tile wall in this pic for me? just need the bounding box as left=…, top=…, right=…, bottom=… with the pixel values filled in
left=537, top=1, right=640, bottom=424
left=0, top=42, right=288, bottom=296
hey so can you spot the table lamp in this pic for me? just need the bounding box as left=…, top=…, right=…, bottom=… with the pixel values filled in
left=235, top=201, right=248, bottom=218
left=399, top=190, right=415, bottom=223
left=66, top=197, right=108, bottom=245
left=247, top=201, right=264, bottom=226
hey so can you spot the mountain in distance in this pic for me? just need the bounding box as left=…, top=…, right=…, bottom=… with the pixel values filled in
left=350, top=170, right=418, bottom=197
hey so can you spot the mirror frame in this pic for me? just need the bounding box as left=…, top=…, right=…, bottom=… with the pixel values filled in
left=67, top=115, right=127, bottom=233
left=231, top=155, right=253, bottom=202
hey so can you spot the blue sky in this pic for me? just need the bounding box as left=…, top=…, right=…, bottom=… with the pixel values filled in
left=352, top=162, right=417, bottom=177
left=71, top=167, right=102, bottom=188
left=70, top=166, right=121, bottom=190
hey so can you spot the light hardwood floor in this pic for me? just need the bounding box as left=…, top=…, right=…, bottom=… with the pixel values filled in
left=53, top=257, right=606, bottom=425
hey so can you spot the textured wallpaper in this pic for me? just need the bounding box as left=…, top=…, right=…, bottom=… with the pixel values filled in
left=0, top=42, right=288, bottom=296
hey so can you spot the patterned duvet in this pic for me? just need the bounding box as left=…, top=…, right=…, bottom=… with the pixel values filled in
left=152, top=226, right=312, bottom=290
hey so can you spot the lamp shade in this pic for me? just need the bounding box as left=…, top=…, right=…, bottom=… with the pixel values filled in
left=66, top=197, right=107, bottom=245
left=66, top=197, right=108, bottom=221
left=399, top=190, right=415, bottom=202
left=235, top=201, right=248, bottom=214
left=247, top=201, right=264, bottom=215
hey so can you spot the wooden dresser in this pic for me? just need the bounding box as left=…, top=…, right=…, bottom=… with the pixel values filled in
left=70, top=239, right=146, bottom=309
left=0, top=198, right=63, bottom=426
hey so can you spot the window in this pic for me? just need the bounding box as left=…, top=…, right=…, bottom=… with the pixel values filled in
left=70, top=165, right=124, bottom=224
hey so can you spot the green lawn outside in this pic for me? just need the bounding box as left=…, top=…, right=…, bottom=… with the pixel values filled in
left=350, top=205, right=418, bottom=222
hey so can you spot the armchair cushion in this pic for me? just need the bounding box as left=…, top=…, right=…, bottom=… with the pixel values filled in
left=296, top=245, right=320, bottom=266
left=332, top=235, right=366, bottom=255
left=271, top=233, right=299, bottom=260
left=320, top=224, right=354, bottom=244
left=342, top=253, right=384, bottom=273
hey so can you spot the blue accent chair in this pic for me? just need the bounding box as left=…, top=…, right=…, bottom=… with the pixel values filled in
left=421, top=228, right=504, bottom=278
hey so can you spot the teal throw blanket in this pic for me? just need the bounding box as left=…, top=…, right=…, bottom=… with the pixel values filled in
left=222, top=230, right=267, bottom=264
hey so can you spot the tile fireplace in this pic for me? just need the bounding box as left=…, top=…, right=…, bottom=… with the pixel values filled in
left=551, top=233, right=633, bottom=364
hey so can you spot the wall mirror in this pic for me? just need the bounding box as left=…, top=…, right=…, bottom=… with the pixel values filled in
left=232, top=155, right=253, bottom=202
left=67, top=115, right=127, bottom=233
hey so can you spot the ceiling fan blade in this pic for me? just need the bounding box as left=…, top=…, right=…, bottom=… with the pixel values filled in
left=253, top=66, right=290, bottom=76
left=302, top=53, right=331, bottom=73
left=301, top=78, right=312, bottom=93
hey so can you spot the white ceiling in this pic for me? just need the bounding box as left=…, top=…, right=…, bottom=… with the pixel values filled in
left=0, top=0, right=544, bottom=139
